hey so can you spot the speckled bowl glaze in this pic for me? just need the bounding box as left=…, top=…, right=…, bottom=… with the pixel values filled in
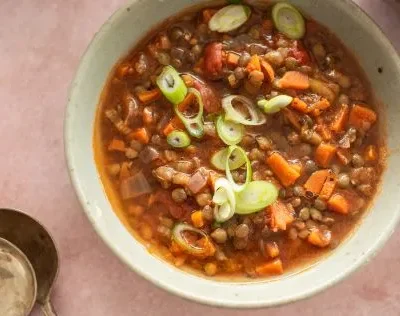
left=65, top=0, right=400, bottom=308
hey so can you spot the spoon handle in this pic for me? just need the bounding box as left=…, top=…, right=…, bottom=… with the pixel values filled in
left=41, top=298, right=57, bottom=316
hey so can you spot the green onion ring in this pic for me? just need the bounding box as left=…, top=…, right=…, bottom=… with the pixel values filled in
left=222, top=95, right=266, bottom=126
left=225, top=145, right=252, bottom=192
left=172, top=223, right=211, bottom=256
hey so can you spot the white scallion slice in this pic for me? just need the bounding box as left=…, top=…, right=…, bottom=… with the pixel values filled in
left=214, top=202, right=235, bottom=223
left=210, top=148, right=246, bottom=171
left=172, top=223, right=212, bottom=256
left=272, top=3, right=305, bottom=40
left=235, top=181, right=278, bottom=214
left=209, top=5, right=251, bottom=33
left=216, top=115, right=244, bottom=145
left=156, top=66, right=187, bottom=105
left=258, top=95, right=293, bottom=114
left=225, top=145, right=252, bottom=192
left=222, top=95, right=266, bottom=126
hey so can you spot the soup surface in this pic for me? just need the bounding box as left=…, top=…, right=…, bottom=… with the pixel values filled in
left=94, top=1, right=386, bottom=279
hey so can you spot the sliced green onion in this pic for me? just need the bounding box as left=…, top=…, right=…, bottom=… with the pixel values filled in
left=222, top=95, right=266, bottom=126
left=214, top=202, right=235, bottom=223
left=225, top=145, right=252, bottom=192
left=209, top=5, right=251, bottom=33
left=167, top=131, right=191, bottom=148
left=213, top=178, right=236, bottom=206
left=235, top=181, right=279, bottom=214
left=210, top=147, right=246, bottom=171
left=172, top=223, right=212, bottom=256
left=156, top=66, right=187, bottom=104
left=258, top=95, right=293, bottom=114
left=174, top=88, right=204, bottom=138
left=272, top=3, right=305, bottom=40
left=216, top=116, right=244, bottom=145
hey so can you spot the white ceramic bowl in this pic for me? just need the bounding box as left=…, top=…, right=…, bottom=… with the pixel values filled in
left=65, top=0, right=400, bottom=308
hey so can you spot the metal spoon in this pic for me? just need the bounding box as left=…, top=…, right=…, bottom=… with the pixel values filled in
left=0, top=237, right=37, bottom=316
left=0, top=208, right=59, bottom=315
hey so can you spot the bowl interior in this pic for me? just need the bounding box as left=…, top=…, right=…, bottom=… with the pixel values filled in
left=65, top=0, right=400, bottom=308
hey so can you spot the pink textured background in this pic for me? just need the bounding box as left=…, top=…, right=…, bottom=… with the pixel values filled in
left=0, top=0, right=399, bottom=315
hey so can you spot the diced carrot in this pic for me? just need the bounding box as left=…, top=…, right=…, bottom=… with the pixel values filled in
left=364, top=145, right=378, bottom=162
left=191, top=211, right=204, bottom=228
left=137, top=88, right=161, bottom=104
left=311, top=98, right=331, bottom=116
left=260, top=60, right=275, bottom=82
left=116, top=64, right=133, bottom=78
left=202, top=9, right=217, bottom=23
left=331, top=104, right=349, bottom=133
left=246, top=55, right=261, bottom=72
left=128, top=127, right=150, bottom=144
left=348, top=105, right=377, bottom=130
left=162, top=116, right=184, bottom=136
left=268, top=200, right=294, bottom=231
left=108, top=138, right=125, bottom=152
left=265, top=242, right=280, bottom=258
left=278, top=71, right=310, bottom=90
left=119, top=162, right=131, bottom=181
left=159, top=34, right=171, bottom=50
left=290, top=162, right=302, bottom=174
left=336, top=149, right=350, bottom=166
left=308, top=228, right=332, bottom=248
left=226, top=53, right=240, bottom=67
left=177, top=93, right=195, bottom=112
left=255, top=259, right=284, bottom=276
left=315, top=143, right=337, bottom=167
left=319, top=172, right=337, bottom=200
left=282, top=108, right=302, bottom=131
left=304, top=170, right=330, bottom=195
left=266, top=152, right=301, bottom=187
left=328, top=193, right=349, bottom=214
left=291, top=97, right=309, bottom=113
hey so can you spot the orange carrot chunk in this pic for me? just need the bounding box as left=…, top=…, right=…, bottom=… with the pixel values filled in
left=266, top=152, right=301, bottom=187
left=290, top=97, right=309, bottom=113
left=282, top=108, right=302, bottom=131
left=328, top=193, right=349, bottom=214
left=268, top=201, right=294, bottom=231
left=128, top=127, right=150, bottom=144
left=311, top=98, right=331, bottom=116
left=308, top=228, right=332, bottom=248
left=336, top=148, right=351, bottom=165
left=265, top=242, right=280, bottom=258
left=108, top=138, right=125, bottom=152
left=315, top=143, right=337, bottom=168
left=226, top=53, right=240, bottom=67
left=136, top=88, right=161, bottom=104
left=246, top=55, right=261, bottom=72
left=331, top=104, right=349, bottom=133
left=319, top=172, right=337, bottom=200
left=278, top=71, right=310, bottom=90
left=348, top=105, right=377, bottom=130
left=255, top=259, right=284, bottom=276
left=191, top=211, right=205, bottom=228
left=260, top=60, right=275, bottom=82
left=304, top=170, right=330, bottom=195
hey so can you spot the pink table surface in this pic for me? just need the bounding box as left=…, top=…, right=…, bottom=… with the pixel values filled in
left=0, top=0, right=399, bottom=315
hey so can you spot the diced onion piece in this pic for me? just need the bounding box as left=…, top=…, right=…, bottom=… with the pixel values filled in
left=209, top=5, right=251, bottom=33
left=156, top=66, right=187, bottom=104
left=210, top=147, right=247, bottom=171
left=214, top=202, right=235, bottom=223
left=174, top=88, right=204, bottom=138
left=272, top=3, right=305, bottom=40
left=167, top=131, right=191, bottom=148
left=172, top=223, right=212, bottom=256
left=225, top=145, right=252, bottom=192
left=258, top=95, right=293, bottom=114
left=235, top=181, right=278, bottom=214
left=222, top=95, right=266, bottom=126
left=216, top=116, right=244, bottom=145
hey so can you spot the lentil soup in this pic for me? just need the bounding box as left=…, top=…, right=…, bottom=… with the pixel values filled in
left=94, top=1, right=386, bottom=279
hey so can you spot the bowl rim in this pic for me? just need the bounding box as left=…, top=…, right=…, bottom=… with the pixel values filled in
left=65, top=0, right=400, bottom=308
